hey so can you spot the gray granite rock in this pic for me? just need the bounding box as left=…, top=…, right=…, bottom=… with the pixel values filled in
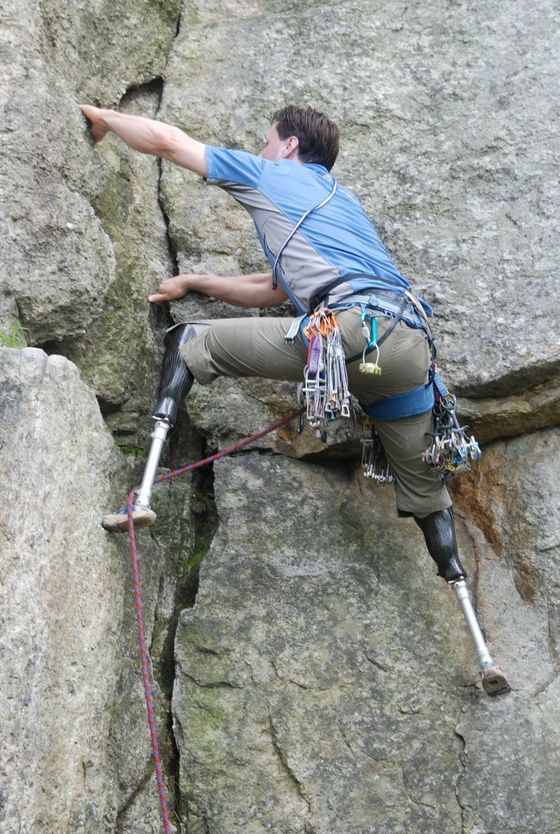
left=451, top=428, right=560, bottom=833
left=173, top=454, right=480, bottom=833
left=0, top=0, right=180, bottom=438
left=174, top=434, right=560, bottom=833
left=0, top=348, right=181, bottom=833
left=1, top=0, right=114, bottom=343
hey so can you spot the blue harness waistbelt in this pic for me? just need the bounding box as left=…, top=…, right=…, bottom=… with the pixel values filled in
left=360, top=372, right=448, bottom=421
left=360, top=380, right=434, bottom=421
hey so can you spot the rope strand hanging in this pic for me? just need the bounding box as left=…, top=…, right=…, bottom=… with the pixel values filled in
left=125, top=411, right=299, bottom=834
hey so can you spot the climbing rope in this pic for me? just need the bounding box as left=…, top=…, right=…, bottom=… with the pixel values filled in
left=125, top=411, right=299, bottom=834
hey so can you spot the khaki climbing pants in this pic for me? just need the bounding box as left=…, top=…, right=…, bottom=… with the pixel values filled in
left=180, top=308, right=451, bottom=518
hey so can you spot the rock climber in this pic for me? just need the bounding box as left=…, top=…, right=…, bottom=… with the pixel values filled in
left=81, top=102, right=509, bottom=693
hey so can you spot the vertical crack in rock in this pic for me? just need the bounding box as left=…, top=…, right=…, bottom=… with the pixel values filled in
left=173, top=0, right=183, bottom=38
left=154, top=52, right=180, bottom=280
left=120, top=72, right=180, bottom=277
left=157, top=153, right=180, bottom=277
left=153, top=432, right=218, bottom=831
left=268, top=713, right=313, bottom=819
left=453, top=715, right=469, bottom=834
left=456, top=516, right=482, bottom=617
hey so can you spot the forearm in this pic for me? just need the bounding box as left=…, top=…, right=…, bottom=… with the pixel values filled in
left=81, top=106, right=207, bottom=175
left=186, top=272, right=288, bottom=307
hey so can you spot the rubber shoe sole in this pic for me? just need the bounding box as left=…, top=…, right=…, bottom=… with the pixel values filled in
left=101, top=506, right=157, bottom=532
left=482, top=665, right=511, bottom=696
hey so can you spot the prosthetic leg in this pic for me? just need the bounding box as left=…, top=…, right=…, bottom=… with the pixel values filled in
left=102, top=324, right=198, bottom=532
left=415, top=508, right=510, bottom=696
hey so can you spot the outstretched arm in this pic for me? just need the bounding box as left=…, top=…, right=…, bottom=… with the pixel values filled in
left=80, top=105, right=207, bottom=176
left=148, top=272, right=289, bottom=308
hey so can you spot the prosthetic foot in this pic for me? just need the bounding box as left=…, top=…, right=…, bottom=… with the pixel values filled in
left=102, top=323, right=198, bottom=532
left=415, top=508, right=511, bottom=696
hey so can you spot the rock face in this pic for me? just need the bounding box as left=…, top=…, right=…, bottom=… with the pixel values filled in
left=174, top=447, right=560, bottom=834
left=0, top=348, right=134, bottom=831
left=1, top=0, right=559, bottom=833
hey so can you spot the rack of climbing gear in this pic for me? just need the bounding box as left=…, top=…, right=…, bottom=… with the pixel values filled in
left=423, top=372, right=481, bottom=480
left=301, top=309, right=351, bottom=436
left=360, top=421, right=394, bottom=484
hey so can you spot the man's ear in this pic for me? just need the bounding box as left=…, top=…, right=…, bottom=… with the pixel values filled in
left=283, top=135, right=300, bottom=158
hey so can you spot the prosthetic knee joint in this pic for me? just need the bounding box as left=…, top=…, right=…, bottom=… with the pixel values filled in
left=415, top=508, right=510, bottom=696
left=102, top=323, right=198, bottom=532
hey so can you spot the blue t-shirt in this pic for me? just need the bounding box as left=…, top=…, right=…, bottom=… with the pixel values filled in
left=205, top=145, right=411, bottom=314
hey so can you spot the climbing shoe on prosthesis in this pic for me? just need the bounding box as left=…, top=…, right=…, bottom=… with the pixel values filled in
left=101, top=504, right=156, bottom=533
left=481, top=664, right=511, bottom=696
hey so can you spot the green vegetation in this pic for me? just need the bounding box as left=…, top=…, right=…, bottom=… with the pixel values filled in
left=116, top=443, right=147, bottom=458
left=0, top=321, right=29, bottom=348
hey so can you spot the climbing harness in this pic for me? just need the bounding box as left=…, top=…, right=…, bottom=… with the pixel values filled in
left=293, top=283, right=482, bottom=484
left=422, top=372, right=481, bottom=479
left=124, top=411, right=300, bottom=834
left=300, top=309, right=351, bottom=436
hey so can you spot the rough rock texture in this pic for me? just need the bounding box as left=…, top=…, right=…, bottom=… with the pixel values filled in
left=174, top=448, right=560, bottom=834
left=0, top=0, right=181, bottom=444
left=0, top=347, right=204, bottom=833
left=60, top=82, right=174, bottom=446
left=1, top=0, right=559, bottom=832
left=450, top=429, right=560, bottom=833
left=175, top=455, right=469, bottom=834
left=0, top=348, right=135, bottom=831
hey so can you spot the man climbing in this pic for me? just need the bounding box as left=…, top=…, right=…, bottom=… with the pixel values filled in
left=81, top=103, right=509, bottom=694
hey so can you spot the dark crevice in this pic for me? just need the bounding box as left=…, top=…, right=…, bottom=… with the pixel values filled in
left=147, top=47, right=181, bottom=280
left=118, top=76, right=164, bottom=108
left=96, top=396, right=123, bottom=417
left=157, top=154, right=180, bottom=277
left=117, top=9, right=186, bottom=815
left=174, top=2, right=183, bottom=38
left=34, top=337, right=68, bottom=355
left=148, top=421, right=218, bottom=831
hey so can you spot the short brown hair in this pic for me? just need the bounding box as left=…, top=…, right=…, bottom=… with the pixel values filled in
left=271, top=105, right=340, bottom=171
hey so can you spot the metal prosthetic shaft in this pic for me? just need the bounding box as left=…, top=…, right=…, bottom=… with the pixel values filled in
left=134, top=419, right=172, bottom=510
left=415, top=509, right=510, bottom=695
left=452, top=580, right=494, bottom=669
left=102, top=323, right=197, bottom=532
